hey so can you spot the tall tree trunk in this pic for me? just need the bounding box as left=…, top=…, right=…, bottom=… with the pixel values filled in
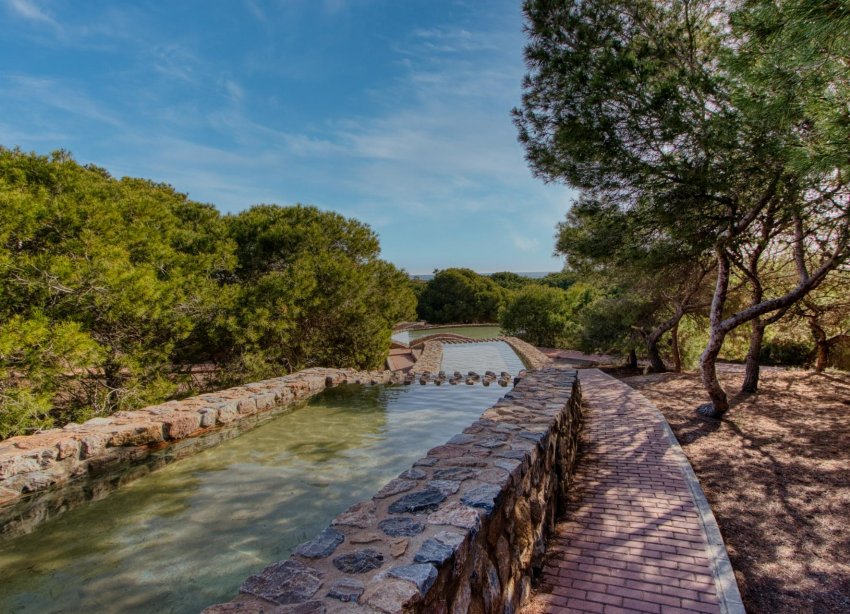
left=741, top=318, right=766, bottom=393
left=809, top=320, right=830, bottom=372
left=671, top=321, right=682, bottom=372
left=698, top=249, right=731, bottom=418
left=643, top=311, right=688, bottom=374
left=699, top=331, right=730, bottom=417
left=645, top=333, right=667, bottom=373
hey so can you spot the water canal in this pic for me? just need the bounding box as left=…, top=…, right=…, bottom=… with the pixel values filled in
left=391, top=325, right=502, bottom=345
left=0, top=342, right=524, bottom=613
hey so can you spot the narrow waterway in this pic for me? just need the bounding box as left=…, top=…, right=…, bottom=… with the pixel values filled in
left=439, top=340, right=525, bottom=375
left=0, top=345, right=521, bottom=613
left=391, top=325, right=502, bottom=344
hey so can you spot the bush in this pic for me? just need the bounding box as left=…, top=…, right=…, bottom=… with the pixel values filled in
left=417, top=268, right=505, bottom=323
left=0, top=148, right=416, bottom=438
left=760, top=338, right=811, bottom=366
left=501, top=285, right=571, bottom=347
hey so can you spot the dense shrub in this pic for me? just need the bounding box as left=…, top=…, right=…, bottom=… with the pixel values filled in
left=0, top=148, right=415, bottom=437
left=500, top=285, right=571, bottom=347
left=760, top=338, right=811, bottom=367
left=416, top=268, right=505, bottom=323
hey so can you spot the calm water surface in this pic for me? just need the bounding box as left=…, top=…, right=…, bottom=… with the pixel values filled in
left=0, top=344, right=518, bottom=613
left=391, top=325, right=502, bottom=345
left=439, top=340, right=525, bottom=375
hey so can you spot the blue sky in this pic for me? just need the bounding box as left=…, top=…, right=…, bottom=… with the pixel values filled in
left=0, top=0, right=575, bottom=274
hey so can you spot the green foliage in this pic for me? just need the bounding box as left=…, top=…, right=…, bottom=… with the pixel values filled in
left=416, top=268, right=505, bottom=324
left=759, top=337, right=810, bottom=367
left=407, top=278, right=428, bottom=304
left=538, top=270, right=576, bottom=291
left=516, top=0, right=850, bottom=405
left=223, top=207, right=416, bottom=377
left=501, top=285, right=571, bottom=347
left=0, top=148, right=415, bottom=438
left=569, top=295, right=648, bottom=356
left=675, top=316, right=709, bottom=371
left=489, top=271, right=535, bottom=292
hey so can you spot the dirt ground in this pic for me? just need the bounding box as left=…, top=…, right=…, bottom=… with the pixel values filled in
left=617, top=365, right=850, bottom=613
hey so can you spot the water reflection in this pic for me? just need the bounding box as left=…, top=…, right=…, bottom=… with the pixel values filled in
left=391, top=325, right=502, bottom=345
left=0, top=381, right=512, bottom=613
left=440, top=340, right=526, bottom=375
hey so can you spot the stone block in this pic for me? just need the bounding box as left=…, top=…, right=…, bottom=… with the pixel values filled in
left=326, top=578, right=364, bottom=603
left=240, top=560, right=323, bottom=605
left=378, top=517, right=425, bottom=537
left=106, top=423, right=164, bottom=447
left=428, top=480, right=461, bottom=496
left=331, top=501, right=376, bottom=528
left=362, top=578, right=420, bottom=613
left=388, top=563, right=438, bottom=594
left=237, top=397, right=257, bottom=415
left=373, top=478, right=416, bottom=499
left=163, top=413, right=201, bottom=440
left=413, top=538, right=455, bottom=566
left=294, top=527, right=344, bottom=559
left=427, top=502, right=481, bottom=531
left=387, top=488, right=446, bottom=514
left=332, top=549, right=384, bottom=573
left=461, top=484, right=502, bottom=514
left=432, top=467, right=478, bottom=482
left=198, top=408, right=218, bottom=428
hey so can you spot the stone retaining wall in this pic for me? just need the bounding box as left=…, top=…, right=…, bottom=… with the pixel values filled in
left=204, top=366, right=582, bottom=614
left=408, top=340, right=443, bottom=374
left=501, top=337, right=551, bottom=371
left=0, top=367, right=403, bottom=541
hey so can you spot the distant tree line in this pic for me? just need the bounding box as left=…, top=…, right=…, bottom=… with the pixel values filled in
left=412, top=267, right=589, bottom=347
left=0, top=148, right=416, bottom=438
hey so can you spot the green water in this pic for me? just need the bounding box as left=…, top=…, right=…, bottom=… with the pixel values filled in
left=0, top=374, right=513, bottom=613
left=391, top=325, right=502, bottom=345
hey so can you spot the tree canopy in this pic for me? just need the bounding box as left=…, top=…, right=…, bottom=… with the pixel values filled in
left=416, top=268, right=506, bottom=323
left=516, top=0, right=850, bottom=417
left=0, top=148, right=415, bottom=438
left=500, top=284, right=571, bottom=347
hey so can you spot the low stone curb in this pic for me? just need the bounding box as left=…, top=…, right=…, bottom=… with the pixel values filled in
left=500, top=338, right=551, bottom=371
left=407, top=340, right=443, bottom=374
left=645, top=390, right=746, bottom=614
left=203, top=366, right=583, bottom=614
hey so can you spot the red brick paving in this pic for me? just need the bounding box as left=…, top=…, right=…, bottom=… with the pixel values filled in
left=523, top=370, right=728, bottom=614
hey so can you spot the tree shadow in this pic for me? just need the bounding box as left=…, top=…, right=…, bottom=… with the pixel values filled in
left=613, top=368, right=850, bottom=613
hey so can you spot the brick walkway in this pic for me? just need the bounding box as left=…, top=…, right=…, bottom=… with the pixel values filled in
left=523, top=369, right=744, bottom=614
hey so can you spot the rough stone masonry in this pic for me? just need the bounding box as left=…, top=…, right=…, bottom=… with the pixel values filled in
left=203, top=365, right=583, bottom=614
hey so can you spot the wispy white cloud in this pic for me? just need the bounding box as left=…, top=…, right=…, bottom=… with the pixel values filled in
left=222, top=79, right=245, bottom=103
left=0, top=121, right=69, bottom=144
left=151, top=44, right=200, bottom=83
left=5, top=0, right=56, bottom=26
left=510, top=233, right=541, bottom=252
left=2, top=75, right=125, bottom=127
left=0, top=0, right=573, bottom=271
left=405, top=27, right=499, bottom=54
left=244, top=0, right=268, bottom=24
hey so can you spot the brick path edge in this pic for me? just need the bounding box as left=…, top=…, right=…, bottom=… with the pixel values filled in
left=523, top=369, right=745, bottom=614
left=633, top=375, right=745, bottom=614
